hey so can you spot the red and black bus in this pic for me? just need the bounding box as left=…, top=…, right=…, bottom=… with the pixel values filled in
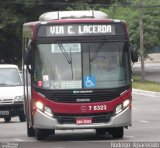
left=22, top=10, right=138, bottom=140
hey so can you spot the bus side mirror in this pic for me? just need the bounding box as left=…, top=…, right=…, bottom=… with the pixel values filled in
left=130, top=44, right=138, bottom=62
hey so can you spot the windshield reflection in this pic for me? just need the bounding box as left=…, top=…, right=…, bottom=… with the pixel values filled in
left=34, top=41, right=130, bottom=89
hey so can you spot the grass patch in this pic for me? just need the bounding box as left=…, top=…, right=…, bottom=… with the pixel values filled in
left=133, top=77, right=160, bottom=92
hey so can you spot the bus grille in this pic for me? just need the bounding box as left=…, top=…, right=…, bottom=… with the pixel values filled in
left=35, top=85, right=129, bottom=103
left=55, top=113, right=113, bottom=124
left=50, top=92, right=119, bottom=103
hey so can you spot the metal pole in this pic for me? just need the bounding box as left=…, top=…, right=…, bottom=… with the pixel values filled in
left=139, top=0, right=145, bottom=82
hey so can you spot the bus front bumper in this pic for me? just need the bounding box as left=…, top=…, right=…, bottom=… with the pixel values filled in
left=33, top=107, right=131, bottom=129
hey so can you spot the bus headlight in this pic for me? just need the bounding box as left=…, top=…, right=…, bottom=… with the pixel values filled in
left=35, top=101, right=53, bottom=117
left=115, top=99, right=130, bottom=115
left=14, top=96, right=24, bottom=102
left=123, top=99, right=130, bottom=108
left=36, top=101, right=43, bottom=110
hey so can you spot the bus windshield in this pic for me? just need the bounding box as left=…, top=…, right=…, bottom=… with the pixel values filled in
left=34, top=41, right=130, bottom=89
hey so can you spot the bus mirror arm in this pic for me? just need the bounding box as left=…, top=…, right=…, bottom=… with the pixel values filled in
left=26, top=65, right=32, bottom=73
left=130, top=44, right=138, bottom=63
left=24, top=47, right=32, bottom=73
left=24, top=48, right=31, bottom=65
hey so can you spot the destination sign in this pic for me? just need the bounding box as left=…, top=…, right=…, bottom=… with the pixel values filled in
left=38, top=24, right=116, bottom=37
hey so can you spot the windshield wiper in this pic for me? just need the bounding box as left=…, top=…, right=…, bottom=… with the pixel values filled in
left=57, top=40, right=71, bottom=64
left=69, top=47, right=73, bottom=79
left=90, top=42, right=105, bottom=62
left=57, top=40, right=73, bottom=79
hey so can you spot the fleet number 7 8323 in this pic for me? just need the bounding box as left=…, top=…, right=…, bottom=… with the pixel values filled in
left=88, top=105, right=107, bottom=111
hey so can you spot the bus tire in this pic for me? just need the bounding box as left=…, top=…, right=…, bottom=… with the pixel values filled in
left=35, top=129, right=50, bottom=141
left=95, top=128, right=107, bottom=135
left=27, top=123, right=35, bottom=137
left=111, top=127, right=124, bottom=139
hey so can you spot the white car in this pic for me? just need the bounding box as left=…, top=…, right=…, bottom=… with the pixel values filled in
left=0, top=64, right=25, bottom=122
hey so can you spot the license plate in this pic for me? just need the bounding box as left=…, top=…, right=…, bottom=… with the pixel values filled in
left=76, top=118, right=92, bottom=125
left=0, top=111, right=9, bottom=115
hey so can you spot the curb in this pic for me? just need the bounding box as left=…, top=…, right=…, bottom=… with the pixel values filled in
left=133, top=89, right=160, bottom=97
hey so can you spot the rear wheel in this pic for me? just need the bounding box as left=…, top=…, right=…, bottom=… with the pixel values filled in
left=110, top=127, right=124, bottom=139
left=4, top=117, right=11, bottom=123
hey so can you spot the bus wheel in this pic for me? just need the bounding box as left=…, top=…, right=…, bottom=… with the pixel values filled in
left=95, top=128, right=107, bottom=135
left=19, top=114, right=26, bottom=122
left=35, top=129, right=51, bottom=141
left=4, top=117, right=11, bottom=123
left=111, top=127, right=124, bottom=139
left=27, top=123, right=35, bottom=137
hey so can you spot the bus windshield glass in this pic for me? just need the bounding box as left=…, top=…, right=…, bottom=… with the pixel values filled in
left=34, top=41, right=130, bottom=89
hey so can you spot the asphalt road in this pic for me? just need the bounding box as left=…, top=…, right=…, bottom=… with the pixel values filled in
left=0, top=93, right=160, bottom=148
left=132, top=62, right=160, bottom=82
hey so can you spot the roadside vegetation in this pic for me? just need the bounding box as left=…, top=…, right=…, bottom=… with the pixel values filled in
left=0, top=0, right=160, bottom=65
left=133, top=76, right=160, bottom=92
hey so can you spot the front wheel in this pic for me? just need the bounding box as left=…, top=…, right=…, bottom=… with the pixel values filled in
left=35, top=129, right=55, bottom=141
left=95, top=128, right=107, bottom=135
left=110, top=127, right=124, bottom=139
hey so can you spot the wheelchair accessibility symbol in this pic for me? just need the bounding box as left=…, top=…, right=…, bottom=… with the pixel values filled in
left=84, top=76, right=96, bottom=88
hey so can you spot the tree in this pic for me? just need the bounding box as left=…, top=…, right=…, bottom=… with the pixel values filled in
left=0, top=0, right=112, bottom=64
left=100, top=0, right=160, bottom=55
left=0, top=0, right=72, bottom=64
left=0, top=0, right=159, bottom=65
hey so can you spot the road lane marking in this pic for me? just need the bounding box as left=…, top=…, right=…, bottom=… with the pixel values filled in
left=139, top=120, right=149, bottom=123
left=124, top=135, right=134, bottom=138
left=14, top=139, right=24, bottom=142
left=133, top=107, right=137, bottom=110
left=150, top=108, right=160, bottom=111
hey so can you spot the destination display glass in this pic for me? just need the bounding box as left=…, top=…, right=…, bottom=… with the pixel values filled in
left=37, top=23, right=125, bottom=37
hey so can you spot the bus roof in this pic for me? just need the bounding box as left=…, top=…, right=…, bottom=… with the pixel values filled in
left=39, top=11, right=109, bottom=21
left=23, top=11, right=125, bottom=27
